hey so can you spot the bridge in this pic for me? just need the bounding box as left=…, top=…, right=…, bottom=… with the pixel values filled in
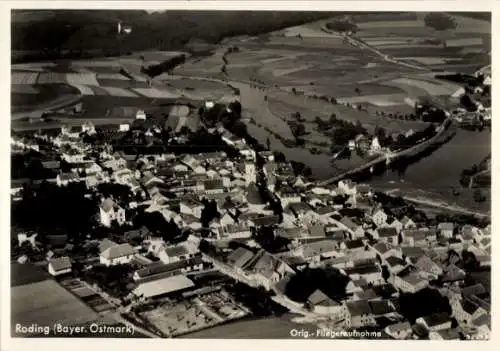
left=317, top=118, right=454, bottom=187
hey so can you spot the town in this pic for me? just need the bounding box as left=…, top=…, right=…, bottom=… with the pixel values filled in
left=11, top=98, right=490, bottom=340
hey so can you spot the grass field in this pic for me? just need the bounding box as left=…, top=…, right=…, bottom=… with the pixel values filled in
left=12, top=279, right=99, bottom=330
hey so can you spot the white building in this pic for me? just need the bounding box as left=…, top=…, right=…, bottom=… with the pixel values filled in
left=99, top=198, right=126, bottom=227
left=100, top=243, right=137, bottom=266
left=48, top=257, right=72, bottom=276
left=136, top=110, right=146, bottom=120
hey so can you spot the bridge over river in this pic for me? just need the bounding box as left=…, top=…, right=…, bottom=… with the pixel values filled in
left=317, top=118, right=455, bottom=187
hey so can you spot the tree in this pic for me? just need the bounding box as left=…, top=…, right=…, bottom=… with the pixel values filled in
left=424, top=13, right=457, bottom=47
left=473, top=189, right=486, bottom=203
left=354, top=87, right=361, bottom=95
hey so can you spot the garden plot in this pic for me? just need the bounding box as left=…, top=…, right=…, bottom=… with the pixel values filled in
left=36, top=72, right=68, bottom=84
left=453, top=15, right=491, bottom=34
left=11, top=72, right=39, bottom=85
left=357, top=20, right=425, bottom=29
left=71, top=60, right=121, bottom=68
left=133, top=87, right=182, bottom=99
left=11, top=84, right=39, bottom=94
left=97, top=73, right=130, bottom=80
left=445, top=37, right=484, bottom=47
left=337, top=93, right=408, bottom=107
left=140, top=302, right=218, bottom=337
left=383, top=77, right=457, bottom=96
left=66, top=73, right=99, bottom=86
left=70, top=84, right=95, bottom=96
left=99, top=86, right=139, bottom=97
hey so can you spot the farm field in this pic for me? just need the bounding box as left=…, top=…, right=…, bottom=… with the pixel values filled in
left=12, top=279, right=100, bottom=331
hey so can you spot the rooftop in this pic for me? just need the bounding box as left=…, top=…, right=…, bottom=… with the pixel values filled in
left=133, top=275, right=195, bottom=298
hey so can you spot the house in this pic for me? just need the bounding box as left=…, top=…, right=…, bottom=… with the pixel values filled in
left=345, top=263, right=384, bottom=286
left=133, top=257, right=204, bottom=281
left=298, top=240, right=338, bottom=262
left=413, top=255, right=443, bottom=278
left=401, top=216, right=417, bottom=230
left=100, top=243, right=137, bottom=266
left=416, top=313, right=452, bottom=332
left=452, top=299, right=488, bottom=326
left=401, top=229, right=427, bottom=247
left=307, top=289, right=346, bottom=317
left=372, top=242, right=399, bottom=261
left=339, top=217, right=365, bottom=239
left=17, top=232, right=38, bottom=248
left=48, top=256, right=72, bottom=276
left=56, top=172, right=81, bottom=186
left=438, top=222, right=454, bottom=238
left=369, top=299, right=397, bottom=318
left=248, top=251, right=293, bottom=291
left=345, top=299, right=376, bottom=328
left=385, top=218, right=403, bottom=233
left=180, top=199, right=204, bottom=219
left=371, top=208, right=388, bottom=227
left=159, top=243, right=198, bottom=264
left=373, top=227, right=398, bottom=244
left=276, top=188, right=301, bottom=208
left=217, top=223, right=252, bottom=240
left=338, top=179, right=356, bottom=196
left=385, top=256, right=407, bottom=275
left=391, top=266, right=429, bottom=293
left=226, top=247, right=256, bottom=274
left=202, top=178, right=225, bottom=194
left=99, top=198, right=126, bottom=227
left=385, top=321, right=412, bottom=340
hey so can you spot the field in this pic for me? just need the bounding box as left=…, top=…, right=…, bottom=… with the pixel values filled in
left=12, top=279, right=100, bottom=331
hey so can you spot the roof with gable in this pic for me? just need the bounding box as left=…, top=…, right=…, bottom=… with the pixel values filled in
left=377, top=227, right=398, bottom=237
left=101, top=243, right=136, bottom=260
left=373, top=242, right=392, bottom=255
left=438, top=222, right=454, bottom=231
left=369, top=300, right=395, bottom=315
left=49, top=257, right=72, bottom=272
left=275, top=227, right=302, bottom=239
left=402, top=229, right=427, bottom=241
left=98, top=238, right=118, bottom=253
left=346, top=299, right=372, bottom=316
left=386, top=321, right=411, bottom=333
left=245, top=182, right=265, bottom=205
left=165, top=245, right=189, bottom=258
left=462, top=284, right=487, bottom=298
left=226, top=247, right=255, bottom=269
left=461, top=299, right=482, bottom=315
left=251, top=215, right=280, bottom=227
left=308, top=224, right=326, bottom=237
left=345, top=239, right=364, bottom=250
left=421, top=312, right=451, bottom=328
left=386, top=256, right=406, bottom=267
left=308, top=289, right=339, bottom=307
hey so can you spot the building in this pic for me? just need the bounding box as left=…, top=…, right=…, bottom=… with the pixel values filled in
left=371, top=209, right=388, bottom=227
left=99, top=198, right=126, bottom=227
left=56, top=172, right=81, bottom=187
left=159, top=243, right=198, bottom=264
left=345, top=299, right=376, bottom=328
left=307, top=289, right=346, bottom=317
left=132, top=275, right=195, bottom=299
left=374, top=227, right=399, bottom=244
left=48, top=257, right=72, bottom=276
left=100, top=243, right=137, bottom=266
left=136, top=110, right=146, bottom=120
left=438, top=222, right=454, bottom=238
left=385, top=321, right=412, bottom=340
left=416, top=313, right=452, bottom=332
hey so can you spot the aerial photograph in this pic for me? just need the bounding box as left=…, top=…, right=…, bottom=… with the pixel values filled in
left=10, top=10, right=491, bottom=340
